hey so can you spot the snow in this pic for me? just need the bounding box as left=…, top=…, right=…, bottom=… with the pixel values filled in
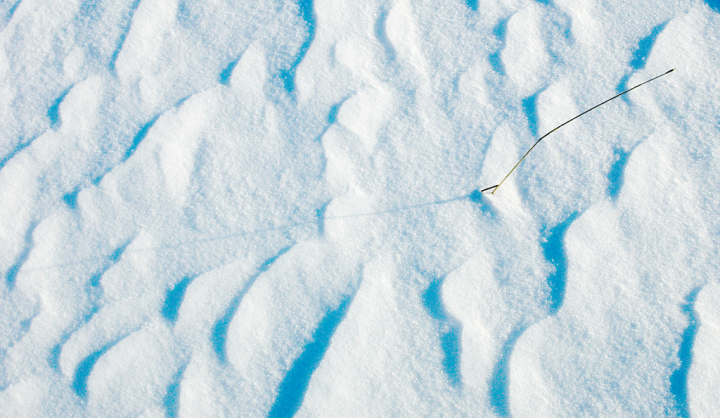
left=1, top=0, right=720, bottom=416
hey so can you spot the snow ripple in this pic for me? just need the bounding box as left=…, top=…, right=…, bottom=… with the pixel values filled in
left=422, top=277, right=462, bottom=388
left=618, top=22, right=667, bottom=98
left=269, top=293, right=354, bottom=417
left=211, top=245, right=294, bottom=363
left=279, top=0, right=316, bottom=94
left=4, top=222, right=36, bottom=289
left=108, top=0, right=142, bottom=74
left=542, top=213, right=579, bottom=315
left=669, top=287, right=702, bottom=418
left=0, top=1, right=717, bottom=416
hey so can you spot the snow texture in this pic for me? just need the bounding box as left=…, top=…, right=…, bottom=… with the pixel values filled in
left=1, top=0, right=720, bottom=416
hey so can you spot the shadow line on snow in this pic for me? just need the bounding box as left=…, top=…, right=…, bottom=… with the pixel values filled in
left=279, top=0, right=316, bottom=94
left=0, top=0, right=21, bottom=31
left=72, top=338, right=123, bottom=400
left=617, top=22, right=667, bottom=99
left=268, top=291, right=356, bottom=418
left=162, top=276, right=195, bottom=324
left=5, top=222, right=38, bottom=289
left=422, top=276, right=462, bottom=388
left=374, top=8, right=396, bottom=62
left=28, top=190, right=495, bottom=273
left=488, top=18, right=509, bottom=75
left=705, top=0, right=720, bottom=14
left=211, top=244, right=294, bottom=363
left=489, top=325, right=526, bottom=417
left=108, top=0, right=143, bottom=74
left=48, top=239, right=132, bottom=372
left=541, top=212, right=579, bottom=315
left=164, top=364, right=187, bottom=418
left=669, top=286, right=702, bottom=418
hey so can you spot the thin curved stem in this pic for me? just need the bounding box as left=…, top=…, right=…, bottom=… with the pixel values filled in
left=490, top=68, right=675, bottom=194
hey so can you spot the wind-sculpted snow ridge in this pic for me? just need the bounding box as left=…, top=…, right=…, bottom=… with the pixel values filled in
left=269, top=292, right=354, bottom=417
left=4, top=222, right=36, bottom=289
left=422, top=278, right=461, bottom=388
left=669, top=287, right=702, bottom=418
left=71, top=340, right=119, bottom=400
left=489, top=326, right=525, bottom=417
left=279, top=0, right=316, bottom=94
left=47, top=88, right=71, bottom=130
left=489, top=19, right=508, bottom=76
left=522, top=92, right=541, bottom=138
left=618, top=22, right=667, bottom=99
left=212, top=245, right=294, bottom=363
left=82, top=241, right=132, bottom=322
left=706, top=0, right=720, bottom=13
left=48, top=238, right=132, bottom=385
left=161, top=276, right=194, bottom=324
left=2, top=0, right=720, bottom=417
left=90, top=102, right=176, bottom=186
left=108, top=0, right=142, bottom=73
left=607, top=147, right=630, bottom=200
left=218, top=57, right=240, bottom=86
left=121, top=114, right=161, bottom=162
left=1, top=0, right=20, bottom=30
left=688, top=283, right=720, bottom=415
left=0, top=136, right=33, bottom=172
left=542, top=213, right=579, bottom=315
left=163, top=365, right=186, bottom=418
left=0, top=78, right=72, bottom=171
left=374, top=8, right=396, bottom=63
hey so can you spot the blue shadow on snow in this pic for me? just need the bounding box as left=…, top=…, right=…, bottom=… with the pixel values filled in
left=468, top=189, right=498, bottom=218
left=1, top=1, right=20, bottom=30
left=314, top=97, right=349, bottom=142
left=422, top=278, right=462, bottom=387
left=72, top=340, right=119, bottom=400
left=629, top=23, right=667, bottom=70
left=617, top=22, right=667, bottom=97
left=89, top=239, right=132, bottom=287
left=315, top=201, right=330, bottom=237
left=48, top=309, right=96, bottom=371
left=607, top=148, right=629, bottom=201
left=219, top=58, right=239, bottom=85
left=279, top=0, right=316, bottom=94
left=522, top=92, right=540, bottom=138
left=123, top=113, right=161, bottom=162
left=48, top=333, right=72, bottom=371
left=6, top=1, right=21, bottom=20
left=489, top=326, right=526, bottom=417
left=212, top=245, right=294, bottom=363
left=669, top=287, right=701, bottom=418
left=488, top=19, right=508, bottom=75
left=374, top=8, right=396, bottom=62
left=0, top=135, right=36, bottom=172
left=5, top=222, right=37, bottom=289
left=48, top=88, right=71, bottom=129
left=327, top=101, right=343, bottom=125
left=542, top=212, right=578, bottom=315
left=108, top=0, right=142, bottom=73
left=63, top=187, right=81, bottom=209
left=162, top=277, right=194, bottom=323
left=164, top=365, right=187, bottom=418
left=705, top=0, right=720, bottom=13
left=268, top=294, right=354, bottom=418
left=50, top=243, right=128, bottom=371
left=89, top=112, right=161, bottom=186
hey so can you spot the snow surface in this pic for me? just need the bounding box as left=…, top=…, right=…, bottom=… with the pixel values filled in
left=1, top=0, right=720, bottom=416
